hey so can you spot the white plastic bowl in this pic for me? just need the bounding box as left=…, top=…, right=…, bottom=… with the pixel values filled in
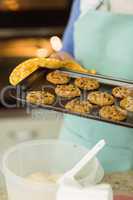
left=2, top=139, right=104, bottom=200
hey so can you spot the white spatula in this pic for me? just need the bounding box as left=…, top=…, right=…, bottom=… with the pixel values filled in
left=58, top=140, right=106, bottom=186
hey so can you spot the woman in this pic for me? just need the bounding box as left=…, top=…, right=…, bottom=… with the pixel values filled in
left=52, top=0, right=133, bottom=172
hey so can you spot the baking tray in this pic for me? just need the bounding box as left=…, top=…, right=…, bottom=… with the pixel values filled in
left=12, top=68, right=133, bottom=128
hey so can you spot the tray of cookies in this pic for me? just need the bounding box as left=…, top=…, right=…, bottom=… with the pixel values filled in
left=11, top=66, right=133, bottom=128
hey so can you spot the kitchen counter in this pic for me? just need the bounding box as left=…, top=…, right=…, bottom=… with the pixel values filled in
left=0, top=189, right=6, bottom=200
left=103, top=171, right=133, bottom=195
left=0, top=171, right=133, bottom=200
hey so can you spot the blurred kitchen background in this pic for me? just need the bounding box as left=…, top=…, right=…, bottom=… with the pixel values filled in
left=0, top=0, right=72, bottom=194
left=0, top=0, right=72, bottom=106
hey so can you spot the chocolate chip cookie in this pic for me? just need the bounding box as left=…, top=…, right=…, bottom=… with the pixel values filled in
left=46, top=70, right=70, bottom=85
left=26, top=91, right=55, bottom=105
left=55, top=84, right=81, bottom=98
left=74, top=77, right=100, bottom=90
left=99, top=106, right=127, bottom=121
left=88, top=91, right=114, bottom=106
left=112, top=87, right=133, bottom=99
left=65, top=98, right=93, bottom=114
left=120, top=96, right=133, bottom=112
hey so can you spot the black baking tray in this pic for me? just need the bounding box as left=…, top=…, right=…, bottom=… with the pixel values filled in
left=12, top=68, right=133, bottom=128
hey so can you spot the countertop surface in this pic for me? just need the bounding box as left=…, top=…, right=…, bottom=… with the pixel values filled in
left=0, top=171, right=133, bottom=200
left=103, top=171, right=133, bottom=196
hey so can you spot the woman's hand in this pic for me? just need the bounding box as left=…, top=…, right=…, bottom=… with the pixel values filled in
left=50, top=51, right=96, bottom=75
left=50, top=51, right=74, bottom=61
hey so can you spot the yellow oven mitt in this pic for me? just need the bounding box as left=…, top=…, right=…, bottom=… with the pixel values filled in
left=9, top=57, right=96, bottom=86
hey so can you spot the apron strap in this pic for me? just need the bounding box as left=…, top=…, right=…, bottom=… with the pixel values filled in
left=80, top=0, right=110, bottom=16
left=106, top=0, right=111, bottom=11
left=97, top=0, right=111, bottom=11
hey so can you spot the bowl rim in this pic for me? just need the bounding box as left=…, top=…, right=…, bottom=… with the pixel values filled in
left=2, top=139, right=88, bottom=188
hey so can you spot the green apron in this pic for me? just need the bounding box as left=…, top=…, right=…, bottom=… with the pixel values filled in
left=60, top=0, right=133, bottom=172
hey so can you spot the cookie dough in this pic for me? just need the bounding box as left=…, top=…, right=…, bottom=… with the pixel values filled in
left=99, top=106, right=127, bottom=121
left=27, top=172, right=62, bottom=184
left=55, top=84, right=81, bottom=98
left=74, top=77, right=100, bottom=90
left=65, top=98, right=93, bottom=114
left=26, top=91, right=55, bottom=105
left=46, top=70, right=70, bottom=85
left=88, top=91, right=114, bottom=106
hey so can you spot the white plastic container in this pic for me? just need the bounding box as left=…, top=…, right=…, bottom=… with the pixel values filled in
left=2, top=140, right=104, bottom=200
left=57, top=183, right=113, bottom=200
